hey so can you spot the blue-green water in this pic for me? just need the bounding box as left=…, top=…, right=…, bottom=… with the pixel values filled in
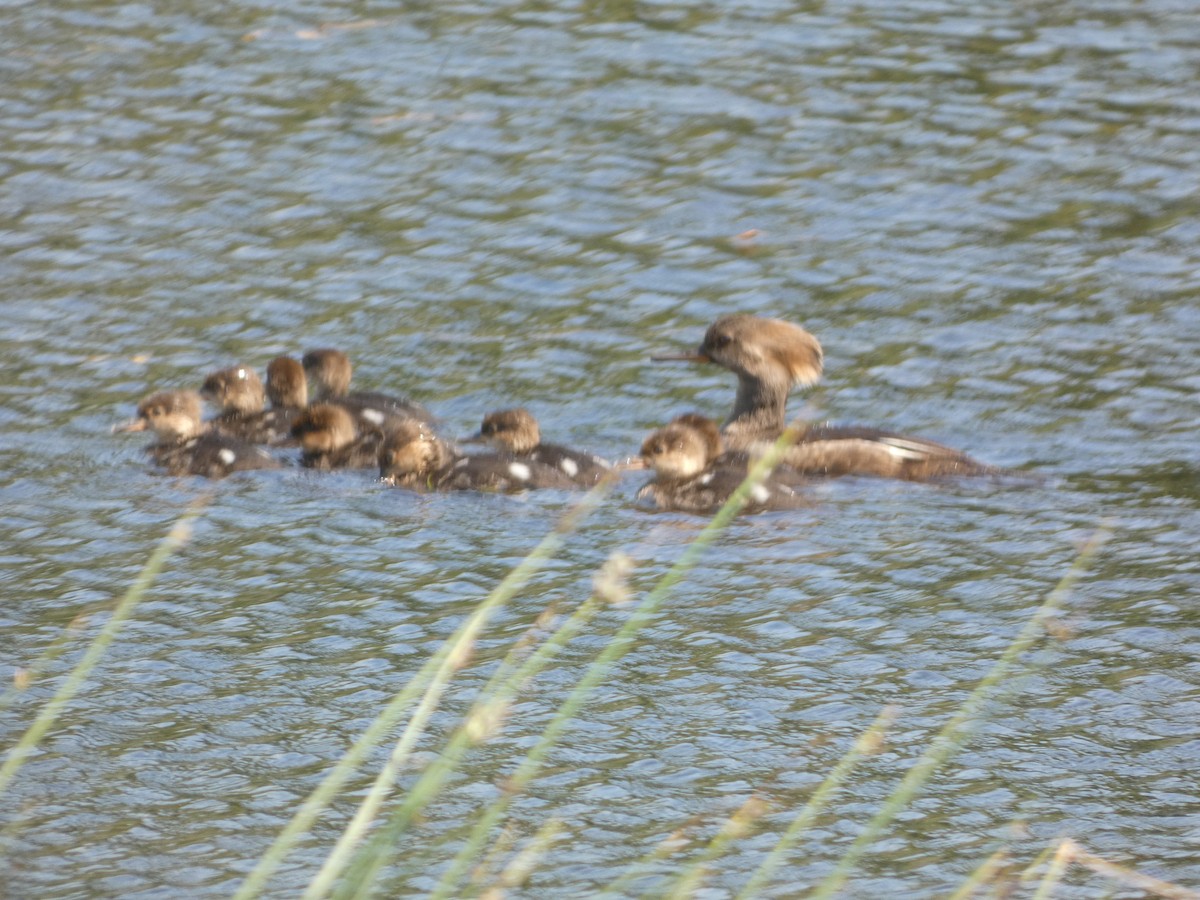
left=2, top=0, right=1199, bottom=896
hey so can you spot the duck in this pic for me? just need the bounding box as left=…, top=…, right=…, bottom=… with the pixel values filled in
left=114, top=390, right=281, bottom=477
left=464, top=408, right=612, bottom=486
left=634, top=414, right=807, bottom=513
left=380, top=420, right=578, bottom=493
left=301, top=348, right=433, bottom=429
left=653, top=314, right=1001, bottom=480
left=200, top=364, right=296, bottom=445
left=290, top=403, right=384, bottom=470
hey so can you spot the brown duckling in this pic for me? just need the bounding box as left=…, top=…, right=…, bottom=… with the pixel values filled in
left=465, top=408, right=611, bottom=486
left=635, top=413, right=807, bottom=514
left=200, top=364, right=297, bottom=445
left=115, top=390, right=281, bottom=478
left=380, top=420, right=577, bottom=493
left=301, top=348, right=433, bottom=428
left=290, top=403, right=383, bottom=470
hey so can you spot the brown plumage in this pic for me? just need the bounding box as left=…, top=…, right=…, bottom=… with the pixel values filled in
left=301, top=348, right=433, bottom=426
left=114, top=389, right=281, bottom=477
left=637, top=413, right=808, bottom=514
left=467, top=408, right=612, bottom=486
left=381, top=419, right=578, bottom=493
left=654, top=314, right=1002, bottom=480
left=291, top=403, right=382, bottom=469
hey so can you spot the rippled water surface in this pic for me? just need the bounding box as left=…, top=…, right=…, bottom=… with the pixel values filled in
left=3, top=0, right=1199, bottom=896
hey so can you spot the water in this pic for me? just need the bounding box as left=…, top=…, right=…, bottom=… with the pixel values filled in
left=3, top=0, right=1199, bottom=896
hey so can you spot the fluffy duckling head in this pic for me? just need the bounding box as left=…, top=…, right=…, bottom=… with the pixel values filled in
left=266, top=356, right=308, bottom=409
left=379, top=420, right=455, bottom=487
left=115, top=390, right=205, bottom=443
left=639, top=415, right=722, bottom=481
left=302, top=348, right=353, bottom=401
left=201, top=366, right=265, bottom=416
left=290, top=403, right=357, bottom=454
left=470, top=408, right=540, bottom=454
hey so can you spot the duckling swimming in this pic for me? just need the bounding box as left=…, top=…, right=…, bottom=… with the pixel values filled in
left=466, top=408, right=611, bottom=486
left=116, top=389, right=281, bottom=477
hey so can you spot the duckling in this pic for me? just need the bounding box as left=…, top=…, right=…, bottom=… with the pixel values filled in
left=290, top=403, right=383, bottom=470
left=654, top=315, right=1002, bottom=479
left=302, top=348, right=433, bottom=429
left=466, top=408, right=611, bottom=486
left=380, top=420, right=577, bottom=493
left=636, top=414, right=807, bottom=514
left=114, top=390, right=281, bottom=477
left=201, top=364, right=296, bottom=445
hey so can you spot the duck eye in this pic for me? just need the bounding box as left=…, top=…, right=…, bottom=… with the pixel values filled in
left=709, top=333, right=732, bottom=350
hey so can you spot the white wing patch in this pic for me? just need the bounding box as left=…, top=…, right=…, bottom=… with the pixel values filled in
left=218, top=448, right=237, bottom=465
left=879, top=437, right=931, bottom=461
left=508, top=462, right=532, bottom=481
left=699, top=473, right=713, bottom=485
left=750, top=484, right=770, bottom=503
left=559, top=458, right=578, bottom=478
left=360, top=409, right=385, bottom=426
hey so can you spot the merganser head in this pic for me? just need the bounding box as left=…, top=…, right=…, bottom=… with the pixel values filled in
left=658, top=315, right=824, bottom=390
left=266, top=356, right=308, bottom=409
left=290, top=403, right=357, bottom=454
left=468, top=408, right=540, bottom=454
left=115, top=390, right=205, bottom=442
left=201, top=366, right=265, bottom=416
left=302, top=348, right=353, bottom=401
left=379, top=420, right=455, bottom=487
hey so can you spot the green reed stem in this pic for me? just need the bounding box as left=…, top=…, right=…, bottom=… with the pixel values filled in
left=734, top=705, right=900, bottom=900
left=1030, top=839, right=1073, bottom=900
left=0, top=499, right=206, bottom=801
left=234, top=477, right=614, bottom=900
left=808, top=523, right=1112, bottom=900
left=332, top=562, right=624, bottom=900
left=665, top=794, right=771, bottom=900
left=945, top=847, right=1010, bottom=900
left=427, top=426, right=804, bottom=900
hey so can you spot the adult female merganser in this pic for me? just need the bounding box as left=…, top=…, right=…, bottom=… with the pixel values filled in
left=301, top=348, right=433, bottom=427
left=465, top=408, right=611, bottom=486
left=635, top=414, right=807, bottom=513
left=115, top=390, right=281, bottom=477
left=290, top=403, right=387, bottom=470
left=380, top=420, right=577, bottom=492
left=653, top=315, right=1000, bottom=479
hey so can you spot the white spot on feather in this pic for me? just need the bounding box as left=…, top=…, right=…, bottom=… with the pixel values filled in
left=361, top=408, right=385, bottom=426
left=508, top=462, right=532, bottom=481
left=699, top=472, right=713, bottom=485
left=218, top=448, right=237, bottom=465
left=750, top=484, right=770, bottom=503
left=559, top=458, right=578, bottom=477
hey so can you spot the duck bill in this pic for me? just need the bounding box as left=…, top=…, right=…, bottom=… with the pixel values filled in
left=649, top=351, right=711, bottom=364
left=613, top=457, right=648, bottom=471
left=112, top=418, right=147, bottom=434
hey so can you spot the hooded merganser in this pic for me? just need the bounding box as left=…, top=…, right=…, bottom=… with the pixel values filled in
left=653, top=314, right=1000, bottom=480
left=635, top=414, right=807, bottom=513
left=464, top=408, right=612, bottom=486
left=200, top=364, right=297, bottom=445
left=290, top=403, right=385, bottom=470
left=380, top=420, right=578, bottom=493
left=115, top=389, right=281, bottom=478
left=302, top=348, right=433, bottom=428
